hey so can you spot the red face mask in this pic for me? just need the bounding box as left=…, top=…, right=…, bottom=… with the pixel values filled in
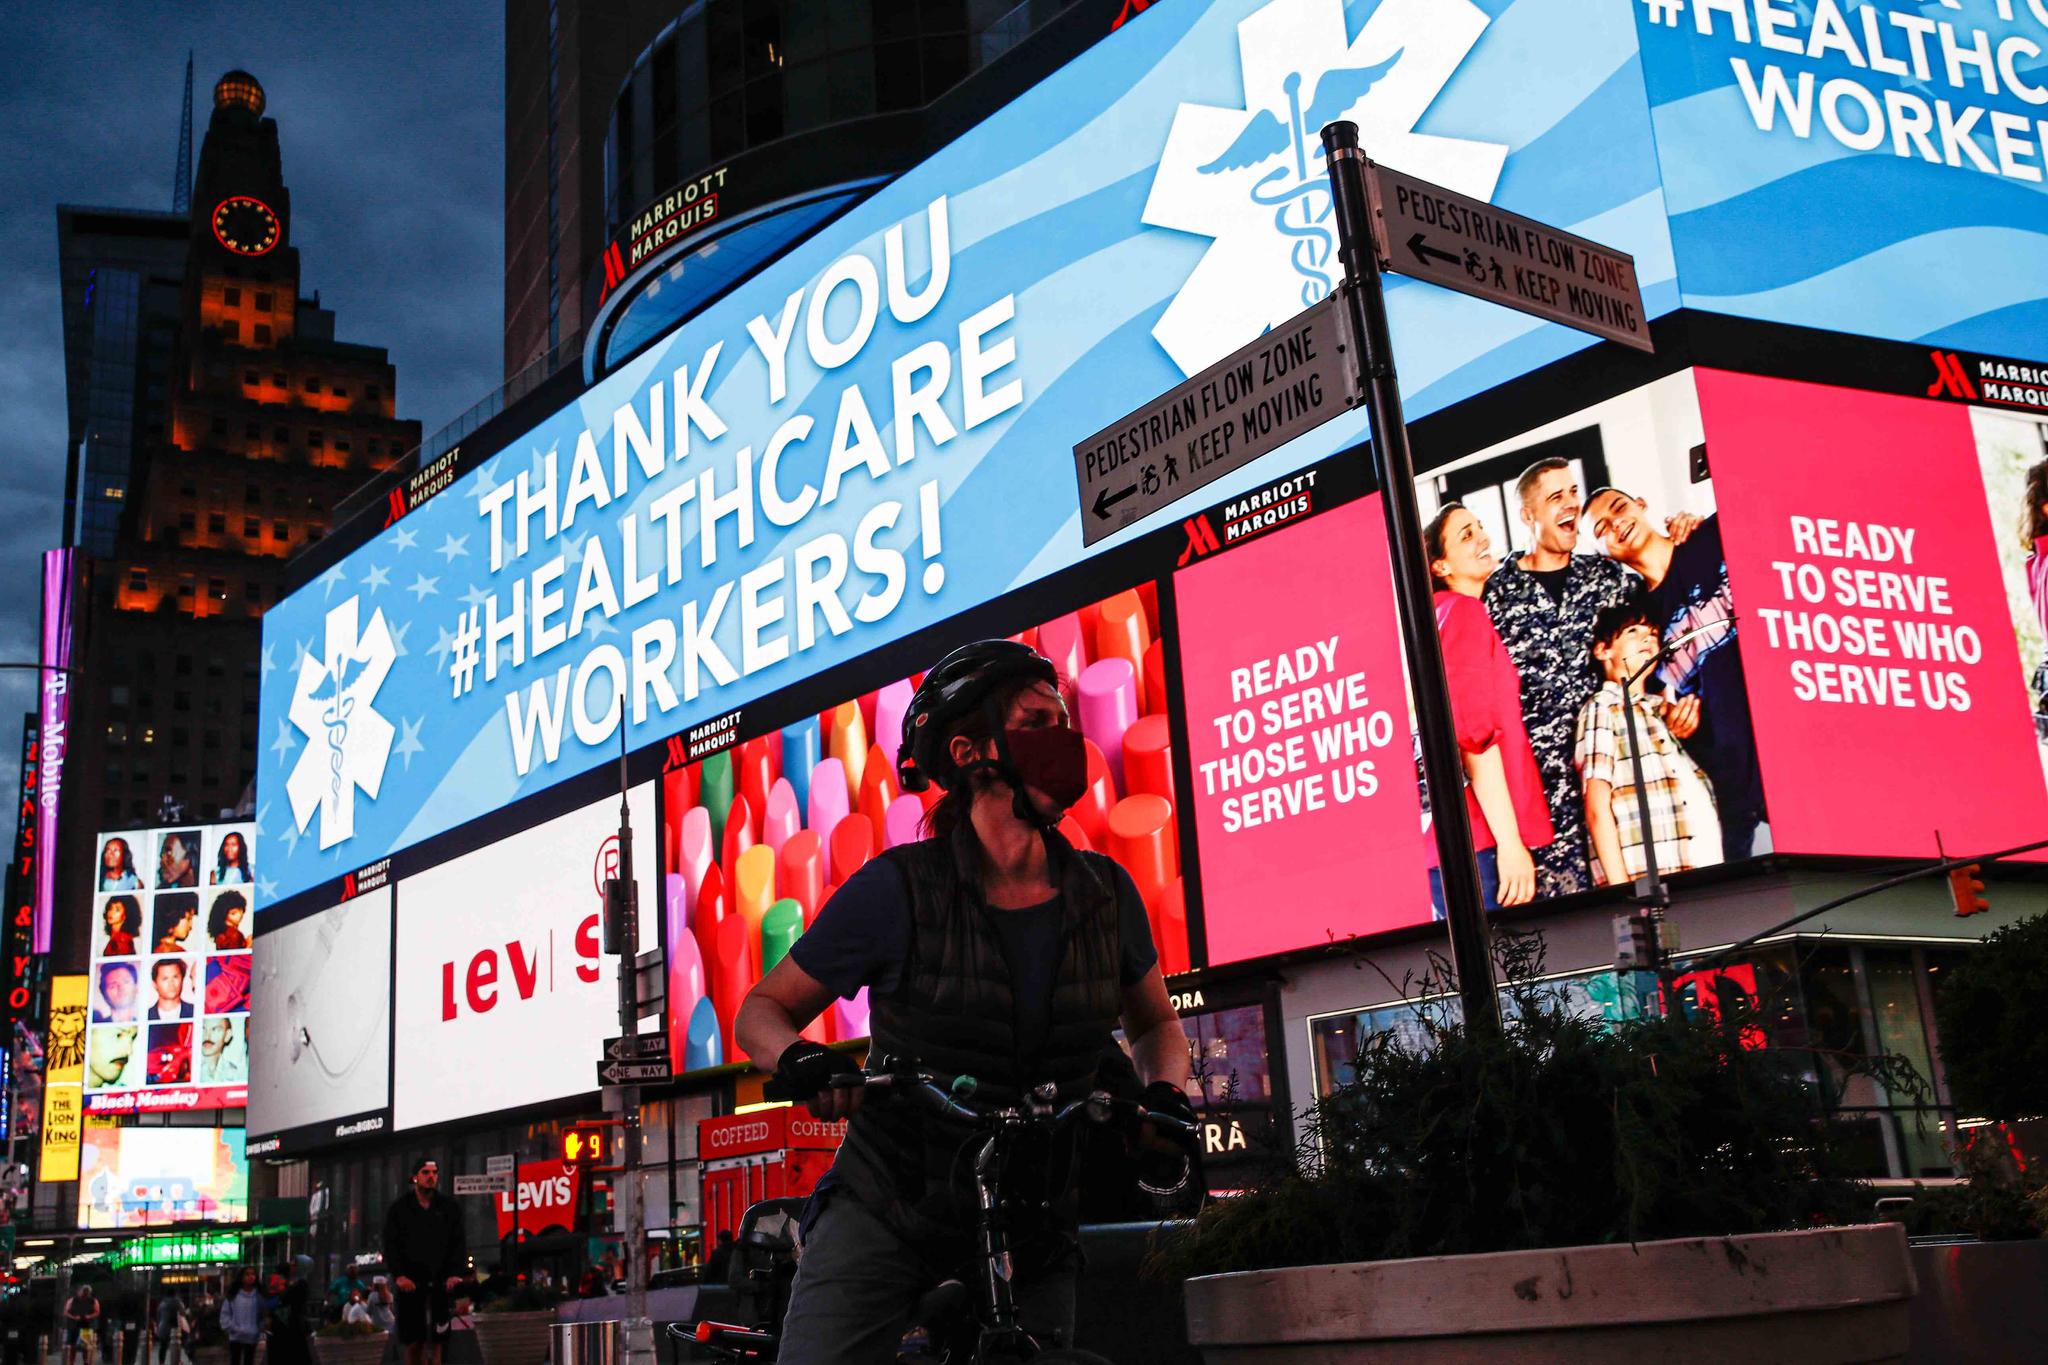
left=1001, top=725, right=1089, bottom=811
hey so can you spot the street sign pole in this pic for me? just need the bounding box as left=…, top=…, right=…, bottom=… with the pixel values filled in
left=607, top=730, right=651, bottom=1365
left=1321, top=120, right=1500, bottom=1037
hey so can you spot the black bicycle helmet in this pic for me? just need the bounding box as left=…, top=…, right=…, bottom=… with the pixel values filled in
left=897, top=639, right=1058, bottom=794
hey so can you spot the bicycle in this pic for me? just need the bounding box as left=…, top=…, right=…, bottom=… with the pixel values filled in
left=675, top=1055, right=1196, bottom=1364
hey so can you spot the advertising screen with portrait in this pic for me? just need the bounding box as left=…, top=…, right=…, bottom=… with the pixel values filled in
left=84, top=822, right=257, bottom=1113
left=75, top=1126, right=248, bottom=1229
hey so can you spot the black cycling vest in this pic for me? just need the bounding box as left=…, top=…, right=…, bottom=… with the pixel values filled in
left=832, top=820, right=1124, bottom=1240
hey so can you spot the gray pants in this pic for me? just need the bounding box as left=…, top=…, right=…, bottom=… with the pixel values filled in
left=777, top=1188, right=1076, bottom=1364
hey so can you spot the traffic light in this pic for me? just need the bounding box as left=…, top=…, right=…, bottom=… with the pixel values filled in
left=562, top=1124, right=613, bottom=1165
left=1949, top=863, right=1989, bottom=917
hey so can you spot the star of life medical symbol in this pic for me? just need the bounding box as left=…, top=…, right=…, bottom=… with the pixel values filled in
left=287, top=596, right=398, bottom=850
left=1143, top=0, right=1509, bottom=375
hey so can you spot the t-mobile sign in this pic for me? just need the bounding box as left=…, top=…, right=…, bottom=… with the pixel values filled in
left=1176, top=496, right=1429, bottom=964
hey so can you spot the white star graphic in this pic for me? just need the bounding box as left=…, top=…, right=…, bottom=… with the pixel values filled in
left=559, top=530, right=590, bottom=571
left=260, top=642, right=277, bottom=681
left=256, top=876, right=276, bottom=900
left=319, top=563, right=349, bottom=601
left=254, top=802, right=269, bottom=834
left=407, top=572, right=441, bottom=601
left=429, top=623, right=457, bottom=670
left=363, top=563, right=391, bottom=592
left=270, top=718, right=299, bottom=763
left=461, top=584, right=491, bottom=609
left=279, top=823, right=302, bottom=857
left=584, top=613, right=619, bottom=641
left=467, top=458, right=502, bottom=507
left=437, top=533, right=470, bottom=563
left=291, top=637, right=314, bottom=675
left=390, top=621, right=413, bottom=658
left=393, top=716, right=426, bottom=770
left=391, top=525, right=419, bottom=552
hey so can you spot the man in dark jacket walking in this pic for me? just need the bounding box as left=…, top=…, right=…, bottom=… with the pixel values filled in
left=382, top=1159, right=466, bottom=1365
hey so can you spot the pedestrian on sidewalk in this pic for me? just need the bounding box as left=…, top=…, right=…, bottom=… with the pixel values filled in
left=151, top=1291, right=184, bottom=1365
left=382, top=1159, right=465, bottom=1365
left=265, top=1258, right=317, bottom=1365
left=219, top=1268, right=264, bottom=1365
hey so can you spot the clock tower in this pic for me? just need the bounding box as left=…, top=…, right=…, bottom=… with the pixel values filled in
left=49, top=68, right=423, bottom=957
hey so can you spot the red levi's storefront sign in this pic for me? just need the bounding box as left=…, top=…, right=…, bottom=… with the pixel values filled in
left=1176, top=495, right=1431, bottom=963
left=1698, top=369, right=2048, bottom=859
left=495, top=1160, right=582, bottom=1239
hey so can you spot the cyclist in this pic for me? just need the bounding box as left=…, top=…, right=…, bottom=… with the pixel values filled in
left=737, top=639, right=1195, bottom=1362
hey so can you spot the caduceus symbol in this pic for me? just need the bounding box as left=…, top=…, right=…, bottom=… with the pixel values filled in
left=307, top=652, right=368, bottom=804
left=1197, top=50, right=1405, bottom=308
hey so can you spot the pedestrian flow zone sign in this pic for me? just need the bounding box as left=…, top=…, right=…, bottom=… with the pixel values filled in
left=1365, top=161, right=1653, bottom=353
left=452, top=1173, right=511, bottom=1196
left=1071, top=294, right=1359, bottom=546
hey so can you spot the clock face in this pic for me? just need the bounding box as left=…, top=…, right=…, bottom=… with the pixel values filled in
left=211, top=196, right=280, bottom=256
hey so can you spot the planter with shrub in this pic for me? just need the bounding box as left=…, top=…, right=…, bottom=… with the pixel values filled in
left=1152, top=935, right=1922, bottom=1361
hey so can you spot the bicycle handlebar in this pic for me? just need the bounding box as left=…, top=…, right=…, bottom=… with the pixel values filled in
left=764, top=1057, right=1197, bottom=1138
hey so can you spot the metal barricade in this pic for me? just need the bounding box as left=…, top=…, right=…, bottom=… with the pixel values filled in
left=549, top=1320, right=620, bottom=1365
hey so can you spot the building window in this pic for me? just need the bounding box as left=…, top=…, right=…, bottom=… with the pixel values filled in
left=306, top=377, right=321, bottom=393
left=109, top=685, right=130, bottom=707
left=127, top=568, right=147, bottom=592
left=273, top=520, right=289, bottom=540
left=211, top=416, right=228, bottom=436
left=253, top=323, right=272, bottom=345
left=244, top=371, right=258, bottom=385
left=333, top=384, right=349, bottom=399
left=208, top=512, right=226, bottom=534
left=273, top=372, right=287, bottom=387
left=244, top=517, right=260, bottom=538
left=174, top=692, right=192, bottom=714
left=223, top=287, right=241, bottom=305
left=308, top=431, right=324, bottom=448
left=245, top=422, right=261, bottom=439
left=178, top=511, right=196, bottom=532
left=175, top=654, right=192, bottom=676
left=209, top=578, right=226, bottom=601
left=255, top=292, right=273, bottom=311
left=366, top=384, right=381, bottom=402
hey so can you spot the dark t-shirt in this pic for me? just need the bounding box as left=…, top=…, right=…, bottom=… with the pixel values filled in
left=1529, top=565, right=1571, bottom=608
left=790, top=856, right=1158, bottom=1055
left=1646, top=517, right=1763, bottom=821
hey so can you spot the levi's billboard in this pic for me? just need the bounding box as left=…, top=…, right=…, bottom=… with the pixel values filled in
left=391, top=787, right=656, bottom=1131
left=496, top=1160, right=581, bottom=1239
left=257, top=0, right=1684, bottom=908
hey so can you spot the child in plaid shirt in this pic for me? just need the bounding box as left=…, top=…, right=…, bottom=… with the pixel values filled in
left=1575, top=600, right=1723, bottom=887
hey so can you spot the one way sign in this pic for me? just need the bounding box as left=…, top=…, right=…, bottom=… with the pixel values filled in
left=597, top=1058, right=672, bottom=1086
left=603, top=1033, right=671, bottom=1062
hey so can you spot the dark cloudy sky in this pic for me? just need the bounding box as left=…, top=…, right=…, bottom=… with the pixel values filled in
left=0, top=0, right=503, bottom=822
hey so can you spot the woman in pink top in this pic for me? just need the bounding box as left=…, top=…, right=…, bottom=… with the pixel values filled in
left=2022, top=461, right=2048, bottom=738
left=1424, top=502, right=1556, bottom=909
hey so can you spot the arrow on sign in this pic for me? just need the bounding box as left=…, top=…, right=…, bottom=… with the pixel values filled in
left=1092, top=483, right=1138, bottom=521
left=1406, top=233, right=1460, bottom=269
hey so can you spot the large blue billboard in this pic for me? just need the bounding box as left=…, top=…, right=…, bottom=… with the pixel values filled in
left=257, top=0, right=1688, bottom=905
left=1637, top=0, right=2048, bottom=355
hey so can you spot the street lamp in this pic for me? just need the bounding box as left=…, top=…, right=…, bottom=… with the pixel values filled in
left=1614, top=620, right=1723, bottom=1011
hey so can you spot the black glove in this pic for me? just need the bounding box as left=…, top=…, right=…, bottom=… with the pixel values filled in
left=770, top=1040, right=857, bottom=1101
left=1140, top=1080, right=1197, bottom=1131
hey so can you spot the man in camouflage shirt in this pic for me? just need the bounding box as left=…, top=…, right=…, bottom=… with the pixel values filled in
left=1482, top=457, right=1696, bottom=897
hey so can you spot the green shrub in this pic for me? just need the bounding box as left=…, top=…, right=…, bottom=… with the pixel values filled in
left=1152, top=933, right=1916, bottom=1279
left=1934, top=912, right=2048, bottom=1121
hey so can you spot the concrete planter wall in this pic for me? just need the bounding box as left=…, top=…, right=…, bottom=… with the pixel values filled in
left=1184, top=1223, right=1916, bottom=1363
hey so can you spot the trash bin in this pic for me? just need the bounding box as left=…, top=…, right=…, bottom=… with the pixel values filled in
left=550, top=1321, right=620, bottom=1365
